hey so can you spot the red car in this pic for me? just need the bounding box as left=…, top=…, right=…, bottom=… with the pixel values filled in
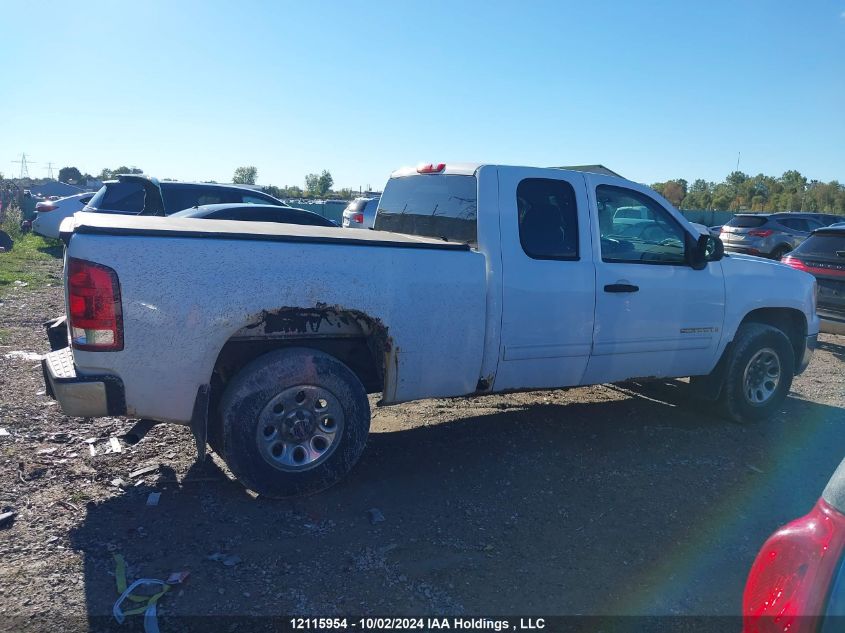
left=743, top=458, right=845, bottom=632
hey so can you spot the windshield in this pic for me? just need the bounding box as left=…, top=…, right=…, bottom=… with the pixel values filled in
left=727, top=215, right=768, bottom=228
left=793, top=233, right=845, bottom=258
left=374, top=174, right=477, bottom=245
left=87, top=182, right=146, bottom=214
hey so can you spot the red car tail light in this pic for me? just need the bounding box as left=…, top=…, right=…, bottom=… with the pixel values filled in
left=67, top=258, right=124, bottom=351
left=782, top=256, right=810, bottom=271
left=748, top=229, right=774, bottom=238
left=782, top=256, right=845, bottom=277
left=743, top=499, right=845, bottom=633
left=352, top=213, right=364, bottom=224
left=36, top=202, right=58, bottom=212
left=417, top=163, right=446, bottom=174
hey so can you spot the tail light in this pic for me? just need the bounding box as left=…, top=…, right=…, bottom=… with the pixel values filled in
left=417, top=163, right=446, bottom=174
left=351, top=213, right=364, bottom=224
left=748, top=229, right=774, bottom=238
left=782, top=256, right=845, bottom=277
left=782, top=256, right=810, bottom=271
left=743, top=499, right=845, bottom=633
left=36, top=202, right=58, bottom=213
left=67, top=258, right=123, bottom=351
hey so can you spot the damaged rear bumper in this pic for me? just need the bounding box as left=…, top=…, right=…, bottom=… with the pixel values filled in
left=42, top=348, right=126, bottom=417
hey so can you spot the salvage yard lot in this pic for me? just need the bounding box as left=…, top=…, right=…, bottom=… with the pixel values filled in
left=1, top=251, right=844, bottom=629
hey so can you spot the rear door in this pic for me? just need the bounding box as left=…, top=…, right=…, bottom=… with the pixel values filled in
left=583, top=176, right=725, bottom=383
left=494, top=168, right=595, bottom=390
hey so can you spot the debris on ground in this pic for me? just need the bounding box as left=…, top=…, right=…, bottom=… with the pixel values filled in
left=146, top=492, right=161, bottom=507
left=112, top=554, right=170, bottom=633
left=207, top=552, right=241, bottom=567
left=367, top=507, right=386, bottom=525
left=0, top=510, right=16, bottom=528
left=3, top=350, right=41, bottom=361
left=109, top=437, right=122, bottom=453
left=0, top=428, right=9, bottom=437
left=129, top=465, right=159, bottom=479
left=166, top=571, right=190, bottom=585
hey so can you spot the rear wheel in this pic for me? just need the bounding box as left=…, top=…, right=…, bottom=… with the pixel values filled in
left=218, top=348, right=370, bottom=497
left=719, top=323, right=794, bottom=423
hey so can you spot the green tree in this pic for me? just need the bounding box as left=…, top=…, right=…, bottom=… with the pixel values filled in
left=58, top=166, right=83, bottom=184
left=98, top=166, right=143, bottom=180
left=233, top=166, right=258, bottom=185
left=317, top=170, right=334, bottom=196
left=305, top=173, right=320, bottom=195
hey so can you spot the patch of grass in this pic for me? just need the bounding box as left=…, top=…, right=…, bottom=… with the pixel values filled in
left=0, top=233, right=63, bottom=298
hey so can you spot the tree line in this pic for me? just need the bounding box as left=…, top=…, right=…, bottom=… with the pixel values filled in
left=650, top=170, right=845, bottom=214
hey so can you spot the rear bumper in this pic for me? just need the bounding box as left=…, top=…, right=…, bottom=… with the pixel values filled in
left=798, top=333, right=818, bottom=374
left=41, top=348, right=126, bottom=417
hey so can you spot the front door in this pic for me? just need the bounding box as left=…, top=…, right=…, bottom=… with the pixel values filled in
left=495, top=168, right=596, bottom=390
left=582, top=177, right=725, bottom=384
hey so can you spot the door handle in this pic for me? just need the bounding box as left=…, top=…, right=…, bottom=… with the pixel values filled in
left=604, top=283, right=639, bottom=293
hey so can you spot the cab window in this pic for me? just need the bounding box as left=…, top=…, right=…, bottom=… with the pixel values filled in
left=597, top=185, right=687, bottom=264
left=517, top=178, right=579, bottom=260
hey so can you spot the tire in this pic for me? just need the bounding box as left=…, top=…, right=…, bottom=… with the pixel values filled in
left=770, top=245, right=791, bottom=260
left=218, top=347, right=370, bottom=497
left=719, top=323, right=795, bottom=423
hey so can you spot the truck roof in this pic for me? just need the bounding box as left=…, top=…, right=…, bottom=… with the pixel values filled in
left=65, top=212, right=471, bottom=251
left=389, top=163, right=630, bottom=182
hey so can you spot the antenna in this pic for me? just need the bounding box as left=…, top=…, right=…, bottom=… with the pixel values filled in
left=735, top=152, right=741, bottom=173
left=10, top=153, right=37, bottom=179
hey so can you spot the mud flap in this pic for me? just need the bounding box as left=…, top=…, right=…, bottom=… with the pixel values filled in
left=190, top=384, right=210, bottom=462
left=689, top=342, right=733, bottom=401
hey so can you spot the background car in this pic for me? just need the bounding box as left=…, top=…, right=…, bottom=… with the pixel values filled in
left=85, top=174, right=285, bottom=216
left=720, top=213, right=829, bottom=259
left=341, top=196, right=379, bottom=229
left=743, top=456, right=845, bottom=631
left=709, top=225, right=723, bottom=238
left=31, top=191, right=95, bottom=238
left=169, top=203, right=337, bottom=227
left=781, top=226, right=845, bottom=335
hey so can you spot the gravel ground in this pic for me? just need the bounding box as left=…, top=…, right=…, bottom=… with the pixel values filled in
left=1, top=256, right=844, bottom=631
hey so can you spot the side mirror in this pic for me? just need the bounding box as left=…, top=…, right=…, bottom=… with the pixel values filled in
left=689, top=234, right=724, bottom=269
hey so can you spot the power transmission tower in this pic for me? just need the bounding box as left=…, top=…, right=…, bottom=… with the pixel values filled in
left=11, top=153, right=36, bottom=179
left=45, top=162, right=55, bottom=180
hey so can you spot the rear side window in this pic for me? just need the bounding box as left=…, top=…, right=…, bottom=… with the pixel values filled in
left=345, top=199, right=368, bottom=213
left=727, top=215, right=768, bottom=228
left=517, top=178, right=579, bottom=260
left=793, top=233, right=845, bottom=257
left=162, top=185, right=238, bottom=213
left=242, top=193, right=282, bottom=206
left=374, top=175, right=477, bottom=245
left=87, top=182, right=146, bottom=214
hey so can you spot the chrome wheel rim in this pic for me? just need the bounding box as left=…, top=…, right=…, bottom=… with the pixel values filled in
left=255, top=385, right=344, bottom=471
left=742, top=347, right=781, bottom=406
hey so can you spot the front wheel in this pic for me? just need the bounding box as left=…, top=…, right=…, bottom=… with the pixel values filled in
left=719, top=323, right=795, bottom=423
left=218, top=348, right=370, bottom=497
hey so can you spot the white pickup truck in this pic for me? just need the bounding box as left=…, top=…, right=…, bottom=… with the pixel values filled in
left=43, top=163, right=819, bottom=497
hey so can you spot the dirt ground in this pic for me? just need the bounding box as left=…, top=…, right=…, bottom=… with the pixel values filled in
left=1, top=254, right=844, bottom=631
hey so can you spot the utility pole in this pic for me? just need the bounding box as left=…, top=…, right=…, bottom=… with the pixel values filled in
left=735, top=152, right=741, bottom=173
left=11, top=153, right=36, bottom=179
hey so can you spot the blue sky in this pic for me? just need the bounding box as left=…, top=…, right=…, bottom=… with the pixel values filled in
left=1, top=1, right=843, bottom=190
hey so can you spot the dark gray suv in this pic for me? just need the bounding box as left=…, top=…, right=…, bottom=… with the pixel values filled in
left=719, top=213, right=837, bottom=259
left=85, top=174, right=285, bottom=216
